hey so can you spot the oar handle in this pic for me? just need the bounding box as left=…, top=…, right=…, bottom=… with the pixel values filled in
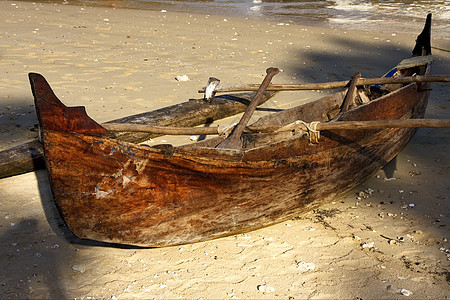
left=216, top=67, right=280, bottom=149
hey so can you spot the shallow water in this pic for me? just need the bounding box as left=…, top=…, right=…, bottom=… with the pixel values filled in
left=34, top=0, right=449, bottom=39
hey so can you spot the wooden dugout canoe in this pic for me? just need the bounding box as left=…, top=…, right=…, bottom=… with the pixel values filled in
left=33, top=15, right=433, bottom=247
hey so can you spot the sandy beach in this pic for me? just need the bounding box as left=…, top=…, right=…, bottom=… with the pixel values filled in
left=1, top=1, right=449, bottom=298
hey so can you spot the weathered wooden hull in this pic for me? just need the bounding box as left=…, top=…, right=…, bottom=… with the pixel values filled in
left=39, top=76, right=430, bottom=247
left=33, top=15, right=433, bottom=247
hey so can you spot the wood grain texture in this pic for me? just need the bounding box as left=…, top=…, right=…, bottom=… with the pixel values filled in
left=31, top=18, right=434, bottom=246
left=34, top=61, right=431, bottom=246
left=0, top=76, right=276, bottom=178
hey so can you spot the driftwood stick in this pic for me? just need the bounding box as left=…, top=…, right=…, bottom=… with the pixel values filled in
left=104, top=123, right=223, bottom=135
left=103, top=119, right=450, bottom=136
left=198, top=75, right=450, bottom=93
left=256, top=119, right=450, bottom=133
left=315, top=119, right=450, bottom=131
left=216, top=67, right=280, bottom=149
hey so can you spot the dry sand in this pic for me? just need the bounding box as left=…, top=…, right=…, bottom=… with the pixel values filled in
left=0, top=1, right=449, bottom=299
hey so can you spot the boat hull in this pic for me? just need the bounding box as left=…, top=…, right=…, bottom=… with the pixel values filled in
left=42, top=80, right=430, bottom=247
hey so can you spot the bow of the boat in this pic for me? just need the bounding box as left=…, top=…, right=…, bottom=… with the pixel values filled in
left=29, top=73, right=110, bottom=137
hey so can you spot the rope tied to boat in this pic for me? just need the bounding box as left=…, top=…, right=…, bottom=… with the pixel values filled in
left=304, top=121, right=321, bottom=144
left=275, top=120, right=321, bottom=143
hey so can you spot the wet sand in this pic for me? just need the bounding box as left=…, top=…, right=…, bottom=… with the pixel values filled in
left=0, top=1, right=449, bottom=298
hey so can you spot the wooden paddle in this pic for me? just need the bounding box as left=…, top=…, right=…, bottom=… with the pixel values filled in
left=215, top=67, right=280, bottom=150
left=199, top=75, right=450, bottom=93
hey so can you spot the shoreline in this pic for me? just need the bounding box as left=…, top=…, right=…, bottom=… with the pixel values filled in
left=17, top=0, right=450, bottom=40
left=1, top=1, right=449, bottom=299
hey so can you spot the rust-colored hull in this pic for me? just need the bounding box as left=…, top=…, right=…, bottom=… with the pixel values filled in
left=33, top=16, right=433, bottom=247
left=40, top=78, right=430, bottom=247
